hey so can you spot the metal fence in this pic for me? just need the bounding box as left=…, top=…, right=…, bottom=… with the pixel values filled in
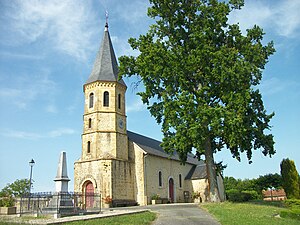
left=17, top=192, right=102, bottom=216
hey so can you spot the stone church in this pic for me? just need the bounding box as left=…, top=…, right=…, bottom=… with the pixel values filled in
left=74, top=23, right=224, bottom=207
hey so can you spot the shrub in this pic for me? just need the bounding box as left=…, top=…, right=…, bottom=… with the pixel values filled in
left=226, top=189, right=243, bottom=202
left=0, top=197, right=14, bottom=207
left=284, top=199, right=300, bottom=209
left=151, top=194, right=160, bottom=200
left=226, top=189, right=259, bottom=202
left=241, top=190, right=259, bottom=201
left=280, top=208, right=300, bottom=220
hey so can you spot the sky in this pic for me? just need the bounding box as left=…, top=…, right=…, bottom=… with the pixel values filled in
left=0, top=0, right=299, bottom=192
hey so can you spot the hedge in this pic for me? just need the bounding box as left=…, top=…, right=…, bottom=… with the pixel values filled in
left=226, top=189, right=259, bottom=202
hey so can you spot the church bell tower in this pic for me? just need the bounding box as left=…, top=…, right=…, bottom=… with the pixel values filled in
left=74, top=22, right=131, bottom=202
left=82, top=23, right=128, bottom=161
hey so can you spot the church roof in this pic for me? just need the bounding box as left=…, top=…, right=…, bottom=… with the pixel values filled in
left=86, top=23, right=126, bottom=86
left=185, top=164, right=207, bottom=180
left=127, top=131, right=203, bottom=166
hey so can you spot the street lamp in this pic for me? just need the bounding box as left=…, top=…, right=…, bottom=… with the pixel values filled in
left=28, top=159, right=35, bottom=210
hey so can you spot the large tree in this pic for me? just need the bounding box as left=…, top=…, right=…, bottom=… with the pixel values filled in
left=119, top=0, right=275, bottom=202
left=280, top=158, right=299, bottom=199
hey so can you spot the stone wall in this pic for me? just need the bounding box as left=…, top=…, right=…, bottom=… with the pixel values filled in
left=74, top=159, right=112, bottom=198
left=111, top=159, right=134, bottom=200
left=130, top=142, right=146, bottom=205
left=144, top=154, right=195, bottom=204
left=191, top=179, right=209, bottom=202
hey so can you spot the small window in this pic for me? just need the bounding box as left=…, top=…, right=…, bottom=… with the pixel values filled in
left=179, top=174, right=182, bottom=188
left=89, top=93, right=94, bottom=108
left=158, top=171, right=162, bottom=187
left=118, top=94, right=121, bottom=109
left=87, top=141, right=91, bottom=153
left=88, top=118, right=92, bottom=128
left=103, top=91, right=109, bottom=107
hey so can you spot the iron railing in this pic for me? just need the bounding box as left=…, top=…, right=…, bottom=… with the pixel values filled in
left=17, top=192, right=102, bottom=216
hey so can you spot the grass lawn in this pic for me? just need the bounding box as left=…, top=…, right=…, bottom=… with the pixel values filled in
left=201, top=201, right=299, bottom=225
left=0, top=211, right=156, bottom=225
left=63, top=211, right=156, bottom=225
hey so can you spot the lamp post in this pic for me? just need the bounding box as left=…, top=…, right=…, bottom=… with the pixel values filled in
left=28, top=159, right=35, bottom=210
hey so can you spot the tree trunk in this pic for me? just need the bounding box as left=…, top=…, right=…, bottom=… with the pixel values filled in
left=205, top=137, right=220, bottom=202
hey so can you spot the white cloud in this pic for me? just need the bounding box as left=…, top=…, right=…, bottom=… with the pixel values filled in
left=115, top=1, right=149, bottom=25
left=45, top=104, right=58, bottom=113
left=2, top=0, right=97, bottom=61
left=229, top=0, right=300, bottom=38
left=0, top=70, right=57, bottom=109
left=0, top=128, right=76, bottom=140
left=275, top=0, right=300, bottom=37
left=260, top=77, right=299, bottom=96
left=126, top=98, right=146, bottom=113
left=1, top=130, right=43, bottom=140
left=48, top=128, right=75, bottom=138
left=229, top=1, right=272, bottom=33
left=0, top=51, right=44, bottom=60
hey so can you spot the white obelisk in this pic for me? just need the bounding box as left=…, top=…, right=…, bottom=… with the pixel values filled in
left=54, top=151, right=70, bottom=193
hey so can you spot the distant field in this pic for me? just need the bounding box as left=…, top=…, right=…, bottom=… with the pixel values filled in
left=201, top=201, right=299, bottom=225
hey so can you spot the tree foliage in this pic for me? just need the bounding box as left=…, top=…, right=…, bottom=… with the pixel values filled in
left=255, top=173, right=282, bottom=192
left=224, top=173, right=282, bottom=193
left=119, top=0, right=275, bottom=202
left=224, top=176, right=256, bottom=192
left=280, top=158, right=300, bottom=199
left=224, top=173, right=283, bottom=202
left=0, top=179, right=30, bottom=198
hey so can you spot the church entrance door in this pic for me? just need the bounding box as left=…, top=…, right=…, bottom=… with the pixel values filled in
left=85, top=181, right=94, bottom=208
left=169, top=178, right=174, bottom=203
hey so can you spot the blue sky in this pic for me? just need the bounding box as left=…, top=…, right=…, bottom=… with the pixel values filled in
left=0, top=0, right=299, bottom=192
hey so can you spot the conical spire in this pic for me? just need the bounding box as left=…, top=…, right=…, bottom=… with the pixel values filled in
left=86, top=23, right=126, bottom=86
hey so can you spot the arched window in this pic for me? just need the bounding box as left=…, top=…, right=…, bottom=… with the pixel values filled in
left=158, top=171, right=162, bottom=187
left=103, top=91, right=109, bottom=107
left=179, top=174, right=182, bottom=188
left=87, top=141, right=91, bottom=153
left=88, top=118, right=92, bottom=128
left=89, top=93, right=94, bottom=108
left=118, top=94, right=121, bottom=109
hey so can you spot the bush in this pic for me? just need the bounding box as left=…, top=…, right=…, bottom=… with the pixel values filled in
left=241, top=190, right=259, bottom=201
left=284, top=199, right=300, bottom=209
left=280, top=208, right=300, bottom=220
left=227, top=189, right=243, bottom=202
left=226, top=189, right=259, bottom=202
left=0, top=197, right=14, bottom=207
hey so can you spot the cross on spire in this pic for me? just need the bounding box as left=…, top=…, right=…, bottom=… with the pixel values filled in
left=85, top=11, right=126, bottom=87
left=105, top=10, right=109, bottom=29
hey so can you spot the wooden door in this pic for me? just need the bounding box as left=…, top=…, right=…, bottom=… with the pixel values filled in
left=169, top=178, right=174, bottom=203
left=85, top=181, right=94, bottom=208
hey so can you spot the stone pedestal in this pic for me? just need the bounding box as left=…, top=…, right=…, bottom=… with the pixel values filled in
left=44, top=152, right=76, bottom=215
left=0, top=207, right=16, bottom=215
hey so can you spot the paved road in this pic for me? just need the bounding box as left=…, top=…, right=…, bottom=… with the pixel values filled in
left=145, top=203, right=221, bottom=225
left=1, top=203, right=220, bottom=225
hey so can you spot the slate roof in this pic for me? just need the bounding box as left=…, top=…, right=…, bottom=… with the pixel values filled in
left=86, top=24, right=126, bottom=86
left=127, top=130, right=203, bottom=166
left=185, top=164, right=207, bottom=180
